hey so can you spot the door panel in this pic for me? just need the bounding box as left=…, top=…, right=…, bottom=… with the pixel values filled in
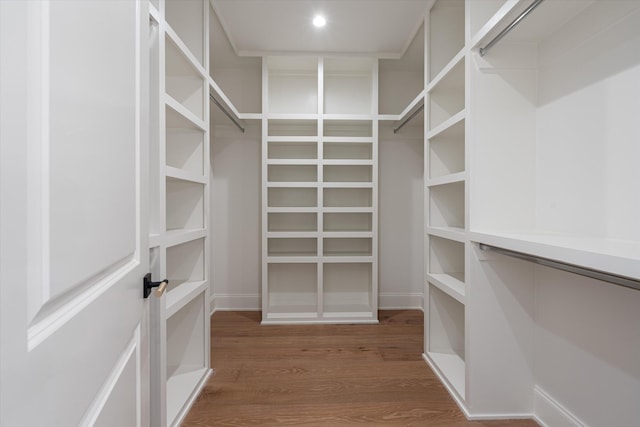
left=0, top=1, right=150, bottom=426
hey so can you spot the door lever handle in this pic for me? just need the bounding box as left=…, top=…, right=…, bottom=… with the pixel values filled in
left=143, top=273, right=168, bottom=298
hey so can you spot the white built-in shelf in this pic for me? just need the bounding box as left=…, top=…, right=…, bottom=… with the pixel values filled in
left=165, top=96, right=206, bottom=131
left=162, top=229, right=207, bottom=248
left=323, top=207, right=373, bottom=214
left=427, top=273, right=465, bottom=304
left=322, top=136, right=373, bottom=144
left=426, top=172, right=466, bottom=187
left=266, top=136, right=319, bottom=143
left=165, top=166, right=206, bottom=184
left=323, top=159, right=373, bottom=166
left=469, top=0, right=595, bottom=50
left=470, top=231, right=640, bottom=281
left=267, top=231, right=318, bottom=238
left=322, top=182, right=373, bottom=189
left=267, top=207, right=318, bottom=214
left=267, top=159, right=318, bottom=166
left=266, top=256, right=319, bottom=264
left=166, top=367, right=210, bottom=427
left=322, top=256, right=374, bottom=263
left=428, top=58, right=465, bottom=131
left=425, top=352, right=465, bottom=399
left=323, top=231, right=373, bottom=238
left=165, top=280, right=208, bottom=318
left=427, top=110, right=465, bottom=140
left=427, top=226, right=466, bottom=242
left=427, top=50, right=466, bottom=93
left=267, top=182, right=319, bottom=188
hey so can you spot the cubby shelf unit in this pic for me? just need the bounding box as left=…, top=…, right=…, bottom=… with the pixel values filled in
left=262, top=56, right=379, bottom=324
left=422, top=0, right=640, bottom=423
left=423, top=0, right=469, bottom=412
left=147, top=1, right=221, bottom=426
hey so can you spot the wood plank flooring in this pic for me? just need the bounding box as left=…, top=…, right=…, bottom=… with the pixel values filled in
left=183, top=310, right=538, bottom=427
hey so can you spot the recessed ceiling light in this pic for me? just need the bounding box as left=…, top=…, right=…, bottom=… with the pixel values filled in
left=313, top=15, right=326, bottom=28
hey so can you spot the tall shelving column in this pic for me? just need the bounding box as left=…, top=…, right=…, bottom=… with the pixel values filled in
left=262, top=57, right=320, bottom=323
left=262, top=56, right=378, bottom=324
left=423, top=0, right=468, bottom=406
left=148, top=1, right=211, bottom=426
left=321, top=57, right=378, bottom=322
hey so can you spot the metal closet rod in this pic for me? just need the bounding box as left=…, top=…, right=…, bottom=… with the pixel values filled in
left=393, top=104, right=424, bottom=134
left=478, top=243, right=640, bottom=291
left=479, top=0, right=545, bottom=57
left=209, top=94, right=245, bottom=133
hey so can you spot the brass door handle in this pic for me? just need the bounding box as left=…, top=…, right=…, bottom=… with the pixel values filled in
left=155, top=280, right=168, bottom=297
left=143, top=273, right=168, bottom=298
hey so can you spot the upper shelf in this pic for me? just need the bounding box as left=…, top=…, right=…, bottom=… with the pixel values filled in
left=471, top=230, right=640, bottom=282
left=471, top=0, right=599, bottom=51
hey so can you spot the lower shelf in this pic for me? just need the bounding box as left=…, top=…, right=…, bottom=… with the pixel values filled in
left=425, top=351, right=465, bottom=399
left=166, top=367, right=210, bottom=426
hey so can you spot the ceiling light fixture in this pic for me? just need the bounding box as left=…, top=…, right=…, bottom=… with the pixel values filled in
left=312, top=15, right=326, bottom=28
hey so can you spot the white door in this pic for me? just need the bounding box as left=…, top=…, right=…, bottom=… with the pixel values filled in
left=0, top=1, right=151, bottom=426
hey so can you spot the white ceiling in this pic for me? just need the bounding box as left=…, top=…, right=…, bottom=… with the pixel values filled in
left=210, top=0, right=432, bottom=58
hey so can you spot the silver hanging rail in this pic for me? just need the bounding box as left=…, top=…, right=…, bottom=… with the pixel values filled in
left=479, top=0, right=545, bottom=57
left=393, top=104, right=424, bottom=134
left=478, top=243, right=640, bottom=291
left=209, top=94, right=245, bottom=133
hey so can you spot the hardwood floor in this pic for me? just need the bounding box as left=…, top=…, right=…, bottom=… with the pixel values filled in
left=183, top=310, right=538, bottom=427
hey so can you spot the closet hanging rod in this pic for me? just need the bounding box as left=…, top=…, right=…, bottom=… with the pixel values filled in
left=209, top=94, right=245, bottom=133
left=479, top=0, right=545, bottom=57
left=393, top=104, right=424, bottom=134
left=478, top=243, right=640, bottom=291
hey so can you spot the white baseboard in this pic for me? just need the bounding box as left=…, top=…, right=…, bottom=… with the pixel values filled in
left=534, top=386, right=585, bottom=427
left=211, top=293, right=260, bottom=313
left=379, top=292, right=423, bottom=310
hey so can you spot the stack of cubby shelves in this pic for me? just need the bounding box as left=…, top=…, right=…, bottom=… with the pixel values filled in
left=262, top=57, right=379, bottom=324
left=424, top=0, right=640, bottom=421
left=423, top=0, right=468, bottom=403
left=148, top=1, right=211, bottom=426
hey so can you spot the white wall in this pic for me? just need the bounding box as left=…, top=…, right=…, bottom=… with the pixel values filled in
left=378, top=122, right=424, bottom=309
left=209, top=120, right=425, bottom=312
left=533, top=268, right=640, bottom=427
left=209, top=123, right=261, bottom=311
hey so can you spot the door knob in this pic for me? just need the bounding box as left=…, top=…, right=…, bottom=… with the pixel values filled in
left=143, top=273, right=168, bottom=298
